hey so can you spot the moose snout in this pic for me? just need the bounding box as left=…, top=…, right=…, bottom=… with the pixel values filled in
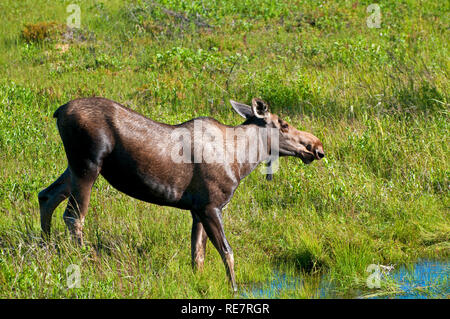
left=315, top=148, right=325, bottom=160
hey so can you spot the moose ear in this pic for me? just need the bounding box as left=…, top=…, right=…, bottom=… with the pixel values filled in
left=251, top=98, right=269, bottom=119
left=230, top=100, right=254, bottom=119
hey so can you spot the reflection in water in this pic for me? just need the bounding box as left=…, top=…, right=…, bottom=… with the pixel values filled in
left=242, top=270, right=337, bottom=299
left=243, top=259, right=449, bottom=299
left=242, top=272, right=299, bottom=299
left=373, top=259, right=449, bottom=299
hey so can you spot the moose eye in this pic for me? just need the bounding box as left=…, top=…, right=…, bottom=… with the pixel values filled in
left=306, top=144, right=312, bottom=151
left=278, top=119, right=289, bottom=130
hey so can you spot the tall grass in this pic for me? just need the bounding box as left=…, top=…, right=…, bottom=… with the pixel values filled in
left=0, top=0, right=448, bottom=298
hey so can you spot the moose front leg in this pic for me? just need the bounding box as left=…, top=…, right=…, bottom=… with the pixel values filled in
left=38, top=168, right=72, bottom=240
left=191, top=212, right=208, bottom=271
left=194, top=205, right=237, bottom=292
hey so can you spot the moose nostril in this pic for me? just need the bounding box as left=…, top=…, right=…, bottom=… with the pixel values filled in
left=317, top=151, right=325, bottom=159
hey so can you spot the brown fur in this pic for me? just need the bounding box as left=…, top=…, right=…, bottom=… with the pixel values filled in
left=39, top=97, right=324, bottom=292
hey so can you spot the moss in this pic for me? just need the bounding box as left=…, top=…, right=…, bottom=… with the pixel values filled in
left=21, top=21, right=64, bottom=43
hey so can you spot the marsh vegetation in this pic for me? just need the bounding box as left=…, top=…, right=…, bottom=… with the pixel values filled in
left=0, top=0, right=448, bottom=298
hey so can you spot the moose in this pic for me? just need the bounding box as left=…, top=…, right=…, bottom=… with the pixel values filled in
left=38, top=97, right=324, bottom=292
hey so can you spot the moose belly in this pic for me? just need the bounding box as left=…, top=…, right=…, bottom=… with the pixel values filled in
left=100, top=157, right=190, bottom=209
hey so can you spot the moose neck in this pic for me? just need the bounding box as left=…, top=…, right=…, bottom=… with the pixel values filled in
left=233, top=121, right=273, bottom=180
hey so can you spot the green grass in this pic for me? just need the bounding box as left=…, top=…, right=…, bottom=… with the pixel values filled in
left=0, top=0, right=448, bottom=298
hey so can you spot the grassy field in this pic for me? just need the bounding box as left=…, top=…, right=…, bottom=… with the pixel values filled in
left=0, top=0, right=448, bottom=298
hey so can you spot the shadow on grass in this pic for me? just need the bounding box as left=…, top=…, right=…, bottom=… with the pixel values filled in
left=272, top=248, right=327, bottom=274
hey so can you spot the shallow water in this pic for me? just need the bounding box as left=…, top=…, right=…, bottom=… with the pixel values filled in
left=373, top=259, right=449, bottom=299
left=242, top=270, right=339, bottom=299
left=243, top=259, right=449, bottom=299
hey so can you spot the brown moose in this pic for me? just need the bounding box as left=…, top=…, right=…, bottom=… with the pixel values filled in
left=38, top=97, right=324, bottom=291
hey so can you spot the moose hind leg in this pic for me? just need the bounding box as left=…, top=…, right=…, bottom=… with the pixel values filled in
left=63, top=166, right=99, bottom=245
left=195, top=206, right=237, bottom=292
left=38, top=168, right=72, bottom=239
left=191, top=212, right=208, bottom=271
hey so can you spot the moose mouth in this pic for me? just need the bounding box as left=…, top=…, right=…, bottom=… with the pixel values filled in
left=279, top=148, right=315, bottom=164
left=296, top=151, right=315, bottom=164
left=300, top=157, right=314, bottom=164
